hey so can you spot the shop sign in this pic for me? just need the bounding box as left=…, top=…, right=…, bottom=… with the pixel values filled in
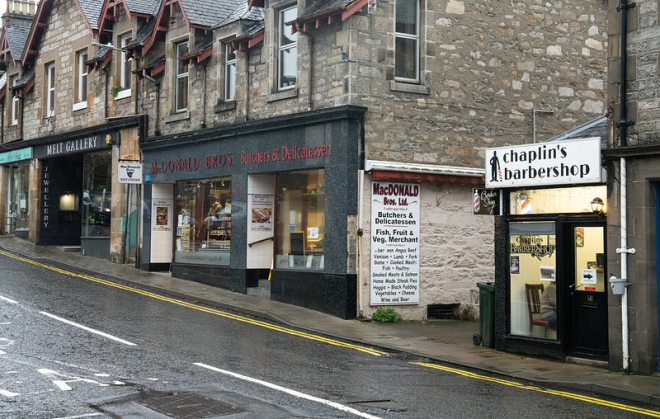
left=370, top=181, right=420, bottom=306
left=472, top=188, right=499, bottom=215
left=34, top=133, right=116, bottom=159
left=0, top=147, right=32, bottom=164
left=118, top=163, right=142, bottom=184
left=485, top=137, right=602, bottom=188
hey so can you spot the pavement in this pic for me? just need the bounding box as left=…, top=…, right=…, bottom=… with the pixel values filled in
left=1, top=236, right=659, bottom=408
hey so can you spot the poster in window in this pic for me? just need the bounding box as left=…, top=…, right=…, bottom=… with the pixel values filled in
left=575, top=228, right=584, bottom=247
left=251, top=194, right=273, bottom=231
left=510, top=256, right=520, bottom=275
left=152, top=198, right=173, bottom=231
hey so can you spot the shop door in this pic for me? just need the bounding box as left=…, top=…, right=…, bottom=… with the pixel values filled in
left=567, top=224, right=608, bottom=358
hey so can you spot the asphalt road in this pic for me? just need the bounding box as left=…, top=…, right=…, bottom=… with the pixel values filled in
left=0, top=252, right=653, bottom=418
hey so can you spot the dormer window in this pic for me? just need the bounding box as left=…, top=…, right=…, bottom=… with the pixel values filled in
left=175, top=41, right=189, bottom=112
left=395, top=0, right=419, bottom=83
left=116, top=33, right=132, bottom=100
left=74, top=49, right=88, bottom=111
left=10, top=75, right=18, bottom=125
left=46, top=63, right=55, bottom=118
left=278, top=6, right=297, bottom=90
left=225, top=44, right=236, bottom=101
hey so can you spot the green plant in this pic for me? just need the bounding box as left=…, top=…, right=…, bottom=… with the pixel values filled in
left=371, top=307, right=401, bottom=323
left=455, top=304, right=478, bottom=322
left=110, top=85, right=126, bottom=97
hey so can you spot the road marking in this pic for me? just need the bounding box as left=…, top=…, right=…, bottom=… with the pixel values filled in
left=412, top=362, right=660, bottom=418
left=0, top=250, right=385, bottom=356
left=0, top=294, right=18, bottom=304
left=195, top=363, right=382, bottom=419
left=39, top=312, right=136, bottom=346
left=38, top=369, right=111, bottom=391
left=0, top=389, right=19, bottom=397
left=52, top=414, right=103, bottom=419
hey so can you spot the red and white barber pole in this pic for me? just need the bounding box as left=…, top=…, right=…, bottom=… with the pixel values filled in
left=520, top=199, right=532, bottom=214
left=473, top=191, right=480, bottom=213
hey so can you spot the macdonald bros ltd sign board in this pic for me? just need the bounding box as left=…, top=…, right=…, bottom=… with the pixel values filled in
left=485, top=137, right=602, bottom=189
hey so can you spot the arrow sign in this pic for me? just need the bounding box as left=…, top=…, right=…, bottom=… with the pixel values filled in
left=581, top=268, right=597, bottom=284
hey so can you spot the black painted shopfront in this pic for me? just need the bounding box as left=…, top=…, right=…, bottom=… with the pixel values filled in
left=140, top=106, right=367, bottom=319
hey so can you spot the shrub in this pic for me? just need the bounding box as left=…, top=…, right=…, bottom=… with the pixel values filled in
left=371, top=307, right=401, bottom=322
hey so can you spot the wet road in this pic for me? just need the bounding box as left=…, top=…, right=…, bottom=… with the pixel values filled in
left=0, top=252, right=655, bottom=418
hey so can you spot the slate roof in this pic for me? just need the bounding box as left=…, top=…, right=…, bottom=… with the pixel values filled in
left=547, top=116, right=608, bottom=143
left=77, top=0, right=104, bottom=30
left=124, top=0, right=161, bottom=15
left=0, top=73, right=6, bottom=90
left=5, top=23, right=31, bottom=59
left=179, top=0, right=244, bottom=28
left=12, top=66, right=34, bottom=89
left=126, top=15, right=157, bottom=49
left=213, top=0, right=263, bottom=28
left=299, top=0, right=356, bottom=19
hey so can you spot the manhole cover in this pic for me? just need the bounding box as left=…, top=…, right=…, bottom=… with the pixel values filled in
left=137, top=391, right=245, bottom=418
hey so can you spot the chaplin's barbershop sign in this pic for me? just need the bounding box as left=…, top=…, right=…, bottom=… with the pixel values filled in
left=485, top=137, right=602, bottom=188
left=34, top=133, right=117, bottom=159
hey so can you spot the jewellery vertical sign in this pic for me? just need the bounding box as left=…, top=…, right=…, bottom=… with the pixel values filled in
left=370, top=182, right=420, bottom=305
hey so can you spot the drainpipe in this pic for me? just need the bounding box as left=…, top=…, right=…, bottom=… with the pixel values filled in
left=615, top=0, right=636, bottom=372
left=307, top=31, right=314, bottom=111
left=201, top=60, right=208, bottom=129
left=244, top=49, right=250, bottom=121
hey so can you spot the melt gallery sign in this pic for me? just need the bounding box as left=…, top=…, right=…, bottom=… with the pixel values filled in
left=485, top=137, right=602, bottom=189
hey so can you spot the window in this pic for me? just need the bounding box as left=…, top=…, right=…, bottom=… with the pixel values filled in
left=225, top=44, right=236, bottom=101
left=82, top=151, right=112, bottom=238
left=10, top=75, right=18, bottom=125
left=278, top=6, right=297, bottom=89
left=74, top=49, right=88, bottom=110
left=116, top=33, right=132, bottom=100
left=175, top=41, right=189, bottom=112
left=46, top=63, right=55, bottom=117
left=395, top=0, right=419, bottom=82
left=275, top=169, right=325, bottom=270
left=174, top=178, right=232, bottom=265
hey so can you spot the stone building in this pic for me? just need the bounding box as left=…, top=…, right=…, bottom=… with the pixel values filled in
left=0, top=0, right=608, bottom=322
left=605, top=0, right=660, bottom=374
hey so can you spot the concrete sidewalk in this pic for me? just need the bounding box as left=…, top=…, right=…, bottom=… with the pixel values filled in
left=1, top=235, right=659, bottom=407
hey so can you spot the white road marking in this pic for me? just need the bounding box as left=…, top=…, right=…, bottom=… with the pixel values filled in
left=194, top=363, right=382, bottom=419
left=52, top=414, right=103, bottom=419
left=0, top=389, right=19, bottom=397
left=0, top=294, right=18, bottom=304
left=39, top=312, right=136, bottom=346
left=38, top=369, right=110, bottom=391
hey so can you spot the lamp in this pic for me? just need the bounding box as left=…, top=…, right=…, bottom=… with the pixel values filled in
left=60, top=192, right=77, bottom=211
left=591, top=197, right=605, bottom=215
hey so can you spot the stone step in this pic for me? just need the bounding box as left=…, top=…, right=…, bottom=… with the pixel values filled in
left=60, top=246, right=81, bottom=253
left=246, top=286, right=271, bottom=299
left=257, top=279, right=271, bottom=288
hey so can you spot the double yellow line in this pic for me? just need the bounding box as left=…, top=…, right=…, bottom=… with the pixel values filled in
left=0, top=250, right=386, bottom=356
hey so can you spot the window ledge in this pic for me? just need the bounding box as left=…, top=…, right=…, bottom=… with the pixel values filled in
left=390, top=81, right=430, bottom=95
left=214, top=100, right=237, bottom=113
left=73, top=101, right=87, bottom=112
left=268, top=87, right=298, bottom=103
left=115, top=89, right=132, bottom=100
left=164, top=110, right=190, bottom=124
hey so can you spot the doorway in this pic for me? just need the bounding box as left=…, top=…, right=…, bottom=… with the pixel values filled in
left=565, top=223, right=608, bottom=358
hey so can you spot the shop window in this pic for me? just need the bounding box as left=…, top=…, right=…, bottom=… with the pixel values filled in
left=82, top=151, right=112, bottom=238
left=275, top=169, right=325, bottom=270
left=5, top=164, right=29, bottom=234
left=225, top=44, right=236, bottom=101
left=509, top=222, right=557, bottom=340
left=395, top=0, right=419, bottom=83
left=116, top=33, right=132, bottom=100
left=46, top=62, right=55, bottom=118
left=509, top=185, right=606, bottom=215
left=9, top=74, right=18, bottom=125
left=278, top=5, right=297, bottom=90
left=174, top=178, right=231, bottom=266
left=175, top=41, right=189, bottom=112
left=74, top=49, right=88, bottom=110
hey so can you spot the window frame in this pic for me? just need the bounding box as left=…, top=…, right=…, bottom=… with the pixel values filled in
left=394, top=0, right=420, bottom=84
left=277, top=5, right=297, bottom=90
left=10, top=75, right=18, bottom=126
left=175, top=40, right=189, bottom=112
left=116, top=33, right=132, bottom=100
left=74, top=49, right=88, bottom=111
left=46, top=63, right=55, bottom=118
left=225, top=44, right=236, bottom=101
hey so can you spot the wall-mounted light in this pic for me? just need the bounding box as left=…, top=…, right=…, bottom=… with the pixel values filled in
left=591, top=197, right=605, bottom=215
left=60, top=192, right=78, bottom=211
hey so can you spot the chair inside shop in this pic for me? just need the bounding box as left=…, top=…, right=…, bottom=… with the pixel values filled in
left=525, top=283, right=550, bottom=337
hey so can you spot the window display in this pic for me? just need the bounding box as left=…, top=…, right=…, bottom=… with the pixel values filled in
left=274, top=169, right=325, bottom=270
left=5, top=164, right=29, bottom=234
left=509, top=222, right=557, bottom=340
left=82, top=151, right=112, bottom=237
left=174, top=178, right=231, bottom=265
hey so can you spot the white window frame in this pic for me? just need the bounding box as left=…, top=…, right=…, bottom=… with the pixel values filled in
left=116, top=33, right=132, bottom=100
left=225, top=44, right=236, bottom=101
left=74, top=49, right=88, bottom=111
left=278, top=5, right=297, bottom=90
left=10, top=75, right=18, bottom=126
left=46, top=63, right=55, bottom=118
left=175, top=41, right=189, bottom=112
left=394, top=0, right=420, bottom=83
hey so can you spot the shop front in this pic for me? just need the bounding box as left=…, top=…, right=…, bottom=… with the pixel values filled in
left=486, top=137, right=610, bottom=360
left=141, top=106, right=366, bottom=319
left=0, top=147, right=33, bottom=238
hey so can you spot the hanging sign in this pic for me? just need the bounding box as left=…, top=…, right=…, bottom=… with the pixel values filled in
left=472, top=188, right=499, bottom=215
left=118, top=163, right=142, bottom=184
left=370, top=182, right=420, bottom=305
left=485, top=137, right=602, bottom=188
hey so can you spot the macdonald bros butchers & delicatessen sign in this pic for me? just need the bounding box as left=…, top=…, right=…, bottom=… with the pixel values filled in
left=485, top=137, right=602, bottom=189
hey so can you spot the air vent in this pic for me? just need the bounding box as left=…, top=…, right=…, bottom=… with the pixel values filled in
left=427, top=304, right=458, bottom=320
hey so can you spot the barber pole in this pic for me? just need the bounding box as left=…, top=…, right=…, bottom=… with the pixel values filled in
left=520, top=199, right=532, bottom=214
left=473, top=191, right=480, bottom=213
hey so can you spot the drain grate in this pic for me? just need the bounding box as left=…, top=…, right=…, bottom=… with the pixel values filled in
left=137, top=391, right=245, bottom=418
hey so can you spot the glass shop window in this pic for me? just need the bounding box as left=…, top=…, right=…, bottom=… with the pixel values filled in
left=174, top=178, right=231, bottom=266
left=509, top=222, right=557, bottom=340
left=275, top=169, right=325, bottom=270
left=82, top=151, right=112, bottom=237
left=509, top=185, right=606, bottom=215
left=6, top=164, right=30, bottom=234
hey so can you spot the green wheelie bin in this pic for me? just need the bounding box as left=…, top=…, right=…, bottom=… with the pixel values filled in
left=473, top=282, right=495, bottom=348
